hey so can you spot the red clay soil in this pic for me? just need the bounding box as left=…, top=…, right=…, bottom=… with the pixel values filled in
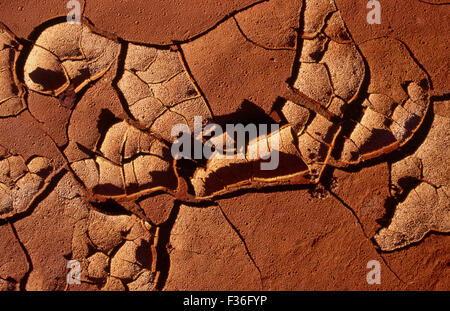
left=0, top=0, right=448, bottom=291
left=335, top=0, right=450, bottom=92
left=84, top=0, right=265, bottom=45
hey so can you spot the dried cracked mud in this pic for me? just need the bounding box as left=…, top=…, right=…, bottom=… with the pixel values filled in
left=0, top=0, right=448, bottom=291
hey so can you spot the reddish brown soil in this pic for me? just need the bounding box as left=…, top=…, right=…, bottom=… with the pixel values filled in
left=0, top=0, right=448, bottom=292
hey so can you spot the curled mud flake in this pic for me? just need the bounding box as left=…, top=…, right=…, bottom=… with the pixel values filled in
left=159, top=72, right=200, bottom=107
left=95, top=157, right=125, bottom=195
left=299, top=34, right=329, bottom=63
left=79, top=26, right=120, bottom=79
left=61, top=59, right=90, bottom=88
left=294, top=62, right=333, bottom=106
left=170, top=97, right=212, bottom=131
left=87, top=210, right=133, bottom=254
left=102, top=277, right=126, bottom=291
left=414, top=114, right=449, bottom=187
left=401, top=82, right=429, bottom=117
left=346, top=122, right=375, bottom=153
left=359, top=37, right=428, bottom=105
left=281, top=100, right=310, bottom=133
left=357, top=108, right=397, bottom=153
left=367, top=94, right=397, bottom=117
left=0, top=153, right=55, bottom=218
left=34, top=23, right=84, bottom=60
left=26, top=22, right=119, bottom=95
left=27, top=156, right=53, bottom=177
left=13, top=173, right=44, bottom=214
left=302, top=0, right=337, bottom=36
left=389, top=105, right=420, bottom=142
left=71, top=159, right=100, bottom=190
left=136, top=49, right=184, bottom=84
left=377, top=113, right=449, bottom=251
left=110, top=239, right=148, bottom=281
left=327, top=36, right=431, bottom=165
left=323, top=10, right=351, bottom=43
left=99, top=121, right=128, bottom=164
left=297, top=131, right=330, bottom=165
left=407, top=82, right=429, bottom=104
left=72, top=117, right=178, bottom=197
left=0, top=33, right=24, bottom=117
left=403, top=99, right=427, bottom=118
left=24, top=45, right=69, bottom=96
left=305, top=114, right=340, bottom=144
left=117, top=70, right=152, bottom=106
left=132, top=154, right=174, bottom=189
left=127, top=269, right=156, bottom=291
left=123, top=126, right=168, bottom=161
left=340, top=138, right=360, bottom=163
left=7, top=156, right=28, bottom=181
left=320, top=41, right=365, bottom=102
left=130, top=97, right=167, bottom=128
left=391, top=156, right=422, bottom=195
left=150, top=109, right=187, bottom=142
left=256, top=125, right=309, bottom=179
left=139, top=132, right=167, bottom=157
left=326, top=96, right=346, bottom=118
left=124, top=44, right=158, bottom=72
left=375, top=183, right=449, bottom=251
left=86, top=252, right=109, bottom=280
left=191, top=126, right=310, bottom=198
left=68, top=206, right=157, bottom=290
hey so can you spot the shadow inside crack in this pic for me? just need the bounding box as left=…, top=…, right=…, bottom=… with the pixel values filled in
left=28, top=67, right=67, bottom=92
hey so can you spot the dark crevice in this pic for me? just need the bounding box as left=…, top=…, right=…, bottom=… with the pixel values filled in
left=89, top=199, right=133, bottom=217
left=327, top=189, right=407, bottom=285
left=217, top=203, right=264, bottom=289
left=232, top=17, right=297, bottom=51
left=0, top=168, right=67, bottom=225
left=327, top=188, right=369, bottom=238
left=431, top=93, right=450, bottom=102
left=205, top=183, right=314, bottom=202
left=111, top=41, right=139, bottom=123
left=177, top=45, right=215, bottom=120
left=286, top=0, right=306, bottom=86
left=331, top=99, right=435, bottom=174
left=8, top=222, right=33, bottom=291
left=81, top=0, right=270, bottom=48
left=153, top=202, right=181, bottom=291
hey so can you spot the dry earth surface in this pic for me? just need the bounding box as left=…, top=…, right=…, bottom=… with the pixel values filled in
left=0, top=0, right=448, bottom=291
